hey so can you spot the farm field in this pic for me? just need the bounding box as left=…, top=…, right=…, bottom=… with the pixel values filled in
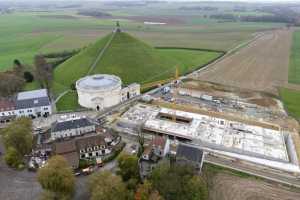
left=0, top=11, right=284, bottom=72
left=289, top=29, right=300, bottom=85
left=280, top=88, right=300, bottom=120
left=208, top=172, right=300, bottom=200
left=192, top=29, right=293, bottom=95
left=279, top=29, right=300, bottom=120
left=203, top=164, right=300, bottom=200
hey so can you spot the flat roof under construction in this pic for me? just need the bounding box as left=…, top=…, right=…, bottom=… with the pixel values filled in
left=125, top=104, right=289, bottom=162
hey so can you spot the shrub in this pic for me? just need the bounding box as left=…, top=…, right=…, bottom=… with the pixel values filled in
left=23, top=71, right=34, bottom=82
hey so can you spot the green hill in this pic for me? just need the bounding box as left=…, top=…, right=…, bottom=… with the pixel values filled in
left=53, top=31, right=222, bottom=110
left=53, top=31, right=221, bottom=95
left=53, top=32, right=177, bottom=92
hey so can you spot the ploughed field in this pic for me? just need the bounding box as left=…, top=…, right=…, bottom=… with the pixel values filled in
left=193, top=29, right=294, bottom=95
left=209, top=173, right=300, bottom=200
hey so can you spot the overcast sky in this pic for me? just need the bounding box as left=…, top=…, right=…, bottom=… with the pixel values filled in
left=2, top=0, right=300, bottom=3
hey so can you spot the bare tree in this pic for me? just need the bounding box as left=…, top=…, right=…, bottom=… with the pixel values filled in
left=35, top=55, right=53, bottom=90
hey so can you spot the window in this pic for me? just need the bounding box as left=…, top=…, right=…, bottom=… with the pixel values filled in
left=81, top=154, right=85, bottom=159
left=89, top=153, right=92, bottom=157
left=44, top=107, right=48, bottom=110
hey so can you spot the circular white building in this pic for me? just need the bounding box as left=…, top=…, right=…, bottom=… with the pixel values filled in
left=76, top=74, right=122, bottom=110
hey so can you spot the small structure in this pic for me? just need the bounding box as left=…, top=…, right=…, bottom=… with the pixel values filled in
left=15, top=89, right=52, bottom=118
left=121, top=83, right=140, bottom=102
left=175, top=144, right=205, bottom=173
left=114, top=21, right=122, bottom=33
left=0, top=99, right=16, bottom=124
left=50, top=116, right=95, bottom=141
left=76, top=74, right=140, bottom=111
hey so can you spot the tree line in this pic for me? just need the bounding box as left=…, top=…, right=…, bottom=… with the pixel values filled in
left=0, top=49, right=80, bottom=97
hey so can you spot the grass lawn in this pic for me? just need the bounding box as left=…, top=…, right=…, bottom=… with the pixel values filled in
left=279, top=88, right=300, bottom=120
left=55, top=91, right=80, bottom=112
left=289, top=29, right=300, bottom=85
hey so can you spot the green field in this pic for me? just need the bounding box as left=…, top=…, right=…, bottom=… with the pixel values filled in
left=279, top=30, right=300, bottom=120
left=0, top=10, right=284, bottom=72
left=280, top=88, right=300, bottom=119
left=289, top=30, right=300, bottom=85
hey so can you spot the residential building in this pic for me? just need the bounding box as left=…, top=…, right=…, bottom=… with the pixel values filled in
left=141, top=136, right=169, bottom=160
left=77, top=135, right=111, bottom=159
left=152, top=136, right=170, bottom=157
left=50, top=117, right=95, bottom=141
left=0, top=100, right=16, bottom=124
left=16, top=89, right=52, bottom=118
left=52, top=132, right=119, bottom=168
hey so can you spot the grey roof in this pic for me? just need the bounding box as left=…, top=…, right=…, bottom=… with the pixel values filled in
left=76, top=74, right=121, bottom=91
left=51, top=118, right=95, bottom=132
left=16, top=97, right=51, bottom=109
left=17, top=89, right=48, bottom=100
left=176, top=144, right=203, bottom=163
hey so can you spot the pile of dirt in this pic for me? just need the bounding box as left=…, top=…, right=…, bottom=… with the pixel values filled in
left=249, top=98, right=277, bottom=107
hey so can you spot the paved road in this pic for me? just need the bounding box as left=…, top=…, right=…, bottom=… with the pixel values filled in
left=0, top=135, right=121, bottom=200
left=0, top=137, right=42, bottom=200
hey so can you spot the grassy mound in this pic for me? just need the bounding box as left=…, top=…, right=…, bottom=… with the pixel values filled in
left=53, top=32, right=177, bottom=92
left=53, top=31, right=222, bottom=111
left=54, top=32, right=222, bottom=93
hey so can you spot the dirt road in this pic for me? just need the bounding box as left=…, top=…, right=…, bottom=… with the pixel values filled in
left=209, top=173, right=300, bottom=200
left=192, top=29, right=294, bottom=94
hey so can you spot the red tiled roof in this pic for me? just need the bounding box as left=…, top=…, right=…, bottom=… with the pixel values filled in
left=152, top=136, right=166, bottom=149
left=0, top=100, right=15, bottom=112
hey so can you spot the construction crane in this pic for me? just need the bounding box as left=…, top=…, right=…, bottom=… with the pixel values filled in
left=141, top=66, right=179, bottom=91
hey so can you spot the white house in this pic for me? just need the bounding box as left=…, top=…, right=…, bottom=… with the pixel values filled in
left=50, top=117, right=96, bottom=141
left=16, top=89, right=52, bottom=118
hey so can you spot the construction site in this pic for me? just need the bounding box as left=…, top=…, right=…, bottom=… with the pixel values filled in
left=115, top=78, right=300, bottom=174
